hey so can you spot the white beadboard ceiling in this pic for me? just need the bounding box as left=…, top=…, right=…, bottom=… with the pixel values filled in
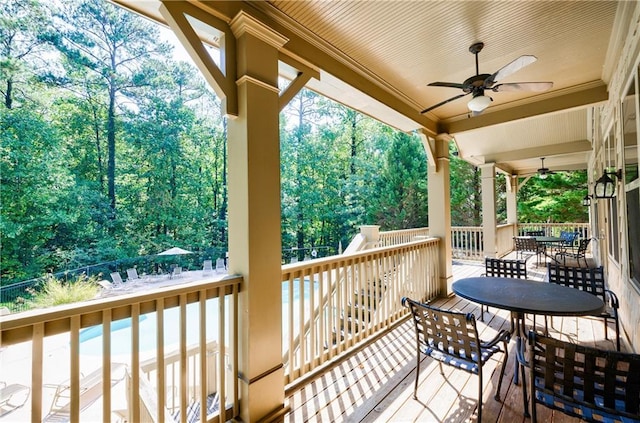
left=112, top=0, right=630, bottom=175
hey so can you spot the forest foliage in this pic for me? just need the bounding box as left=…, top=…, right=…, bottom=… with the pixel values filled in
left=0, top=0, right=587, bottom=284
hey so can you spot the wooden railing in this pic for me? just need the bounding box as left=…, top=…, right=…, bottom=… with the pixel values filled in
left=451, top=226, right=484, bottom=260
left=517, top=222, right=590, bottom=239
left=497, top=223, right=517, bottom=257
left=380, top=223, right=590, bottom=261
left=281, top=237, right=440, bottom=389
left=0, top=275, right=241, bottom=423
left=378, top=227, right=429, bottom=246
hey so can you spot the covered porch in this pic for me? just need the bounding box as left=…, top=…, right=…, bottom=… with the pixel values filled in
left=2, top=0, right=640, bottom=421
left=285, top=257, right=622, bottom=423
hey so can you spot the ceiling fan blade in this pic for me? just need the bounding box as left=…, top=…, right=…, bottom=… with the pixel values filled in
left=485, top=55, right=537, bottom=87
left=428, top=81, right=467, bottom=89
left=492, top=82, right=553, bottom=92
left=421, top=92, right=469, bottom=114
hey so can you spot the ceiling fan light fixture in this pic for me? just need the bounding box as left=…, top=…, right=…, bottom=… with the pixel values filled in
left=467, top=94, right=492, bottom=112
left=538, top=172, right=548, bottom=180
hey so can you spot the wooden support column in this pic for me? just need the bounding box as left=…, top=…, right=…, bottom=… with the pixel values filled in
left=506, top=175, right=518, bottom=237
left=227, top=12, right=288, bottom=422
left=480, top=163, right=497, bottom=258
left=425, top=134, right=453, bottom=296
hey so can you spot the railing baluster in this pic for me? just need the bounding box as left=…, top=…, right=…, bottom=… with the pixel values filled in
left=217, top=287, right=225, bottom=423
left=32, top=322, right=44, bottom=422
left=70, top=315, right=81, bottom=422
left=157, top=297, right=166, bottom=423
left=102, top=309, right=112, bottom=421
left=131, top=303, right=141, bottom=423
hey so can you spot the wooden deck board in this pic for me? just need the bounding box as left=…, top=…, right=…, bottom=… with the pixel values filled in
left=284, top=258, right=626, bottom=423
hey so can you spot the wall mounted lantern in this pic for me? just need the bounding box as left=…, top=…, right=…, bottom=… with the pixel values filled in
left=582, top=194, right=592, bottom=207
left=593, top=169, right=622, bottom=199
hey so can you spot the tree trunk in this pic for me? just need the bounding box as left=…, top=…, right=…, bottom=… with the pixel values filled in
left=107, top=79, right=117, bottom=223
left=5, top=78, right=13, bottom=109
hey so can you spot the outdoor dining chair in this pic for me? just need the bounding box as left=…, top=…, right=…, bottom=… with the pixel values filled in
left=554, top=238, right=591, bottom=267
left=514, top=237, right=545, bottom=266
left=525, top=230, right=545, bottom=237
left=517, top=331, right=640, bottom=422
left=547, top=263, right=620, bottom=350
left=479, top=257, right=527, bottom=321
left=402, top=297, right=510, bottom=422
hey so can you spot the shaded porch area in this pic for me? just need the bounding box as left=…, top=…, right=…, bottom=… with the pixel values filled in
left=285, top=258, right=620, bottom=422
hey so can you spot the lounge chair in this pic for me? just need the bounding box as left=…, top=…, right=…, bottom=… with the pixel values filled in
left=110, top=272, right=124, bottom=286
left=202, top=260, right=213, bottom=275
left=0, top=382, right=31, bottom=416
left=126, top=268, right=141, bottom=282
left=172, top=267, right=182, bottom=278
left=123, top=366, right=221, bottom=423
left=43, top=363, right=126, bottom=422
left=215, top=258, right=226, bottom=273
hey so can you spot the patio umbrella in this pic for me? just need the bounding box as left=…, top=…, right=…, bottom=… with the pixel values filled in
left=157, top=247, right=193, bottom=256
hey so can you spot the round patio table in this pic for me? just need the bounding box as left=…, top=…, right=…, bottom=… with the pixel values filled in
left=533, top=236, right=566, bottom=264
left=452, top=276, right=604, bottom=319
left=452, top=276, right=604, bottom=389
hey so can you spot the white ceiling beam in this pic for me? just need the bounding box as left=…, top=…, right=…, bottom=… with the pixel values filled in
left=441, top=83, right=608, bottom=135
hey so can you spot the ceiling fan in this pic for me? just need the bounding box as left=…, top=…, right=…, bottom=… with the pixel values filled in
left=537, top=157, right=556, bottom=179
left=421, top=42, right=553, bottom=115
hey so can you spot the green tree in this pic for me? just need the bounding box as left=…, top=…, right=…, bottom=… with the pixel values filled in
left=50, top=0, right=171, bottom=222
left=518, top=171, right=588, bottom=223
left=450, top=148, right=481, bottom=226
left=0, top=107, right=75, bottom=280
left=368, top=131, right=428, bottom=230
left=0, top=0, right=53, bottom=109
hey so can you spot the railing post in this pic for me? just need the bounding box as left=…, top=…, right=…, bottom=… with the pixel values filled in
left=359, top=225, right=380, bottom=249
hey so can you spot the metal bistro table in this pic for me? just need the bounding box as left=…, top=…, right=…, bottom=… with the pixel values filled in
left=452, top=277, right=604, bottom=385
left=534, top=236, right=566, bottom=263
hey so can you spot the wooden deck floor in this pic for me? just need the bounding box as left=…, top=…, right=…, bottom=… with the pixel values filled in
left=283, top=256, right=622, bottom=423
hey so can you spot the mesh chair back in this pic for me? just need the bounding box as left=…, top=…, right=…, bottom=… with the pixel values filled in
left=527, top=331, right=640, bottom=422
left=485, top=258, right=527, bottom=279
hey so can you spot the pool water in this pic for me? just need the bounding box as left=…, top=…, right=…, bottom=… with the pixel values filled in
left=80, top=280, right=318, bottom=356
left=79, top=300, right=221, bottom=356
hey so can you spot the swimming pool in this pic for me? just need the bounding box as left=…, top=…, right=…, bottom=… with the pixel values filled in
left=79, top=299, right=221, bottom=356
left=80, top=280, right=318, bottom=356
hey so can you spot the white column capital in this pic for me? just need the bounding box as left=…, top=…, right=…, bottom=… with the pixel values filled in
left=230, top=11, right=288, bottom=49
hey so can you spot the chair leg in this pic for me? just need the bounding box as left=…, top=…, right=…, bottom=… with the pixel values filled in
left=414, top=353, right=420, bottom=399
left=614, top=317, right=621, bottom=352
left=477, top=370, right=483, bottom=423
left=494, top=342, right=508, bottom=401
left=517, top=337, right=530, bottom=418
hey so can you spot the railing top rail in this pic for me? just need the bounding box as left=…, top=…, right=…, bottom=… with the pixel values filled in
left=379, top=227, right=428, bottom=234
left=281, top=237, right=440, bottom=273
left=0, top=275, right=242, bottom=346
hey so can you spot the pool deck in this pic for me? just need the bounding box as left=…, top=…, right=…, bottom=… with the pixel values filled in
left=0, top=269, right=230, bottom=422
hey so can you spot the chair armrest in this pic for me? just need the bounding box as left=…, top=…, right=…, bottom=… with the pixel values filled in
left=515, top=336, right=529, bottom=368
left=481, top=329, right=510, bottom=349
left=604, top=289, right=619, bottom=310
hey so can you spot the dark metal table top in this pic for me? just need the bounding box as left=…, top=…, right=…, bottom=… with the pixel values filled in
left=533, top=236, right=565, bottom=243
left=452, top=277, right=604, bottom=316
